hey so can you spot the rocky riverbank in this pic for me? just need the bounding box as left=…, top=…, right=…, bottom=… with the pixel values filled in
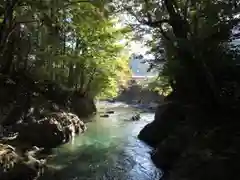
left=0, top=111, right=88, bottom=180
left=0, top=74, right=97, bottom=180
left=138, top=98, right=240, bottom=180
left=0, top=144, right=46, bottom=180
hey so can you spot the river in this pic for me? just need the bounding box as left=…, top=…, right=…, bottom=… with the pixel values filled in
left=40, top=101, right=162, bottom=180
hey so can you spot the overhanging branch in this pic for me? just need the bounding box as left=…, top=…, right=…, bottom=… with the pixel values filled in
left=144, top=19, right=170, bottom=27
left=144, top=19, right=171, bottom=40
left=183, top=0, right=190, bottom=19
left=125, top=0, right=171, bottom=40
left=144, top=0, right=152, bottom=23
left=142, top=0, right=171, bottom=40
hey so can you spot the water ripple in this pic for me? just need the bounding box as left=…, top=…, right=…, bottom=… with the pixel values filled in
left=40, top=103, right=162, bottom=180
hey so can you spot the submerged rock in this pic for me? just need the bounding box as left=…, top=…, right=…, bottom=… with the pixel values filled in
left=100, top=114, right=109, bottom=118
left=131, top=113, right=141, bottom=121
left=17, top=112, right=86, bottom=148
left=106, top=99, right=115, bottom=103
left=106, top=110, right=114, bottom=114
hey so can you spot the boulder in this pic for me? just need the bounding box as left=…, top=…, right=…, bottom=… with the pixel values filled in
left=71, top=95, right=97, bottom=119
left=138, top=102, right=185, bottom=147
left=106, top=110, right=114, bottom=114
left=18, top=112, right=86, bottom=148
left=47, top=112, right=87, bottom=134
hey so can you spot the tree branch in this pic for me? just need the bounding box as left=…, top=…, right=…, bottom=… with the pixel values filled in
left=144, top=19, right=170, bottom=27
left=126, top=0, right=172, bottom=40
left=18, top=0, right=92, bottom=9
left=144, top=0, right=152, bottom=22
left=64, top=0, right=92, bottom=6
left=142, top=0, right=170, bottom=27
left=172, top=0, right=181, bottom=15
left=183, top=0, right=190, bottom=19
left=16, top=20, right=39, bottom=24
left=144, top=19, right=172, bottom=40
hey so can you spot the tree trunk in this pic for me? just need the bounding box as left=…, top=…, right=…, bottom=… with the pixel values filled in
left=0, top=0, right=18, bottom=74
left=163, top=0, right=219, bottom=107
left=83, top=67, right=97, bottom=97
left=68, top=62, right=74, bottom=87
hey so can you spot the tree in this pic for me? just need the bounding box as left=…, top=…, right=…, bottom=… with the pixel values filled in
left=113, top=0, right=240, bottom=108
left=0, top=0, right=132, bottom=99
left=0, top=0, right=132, bottom=125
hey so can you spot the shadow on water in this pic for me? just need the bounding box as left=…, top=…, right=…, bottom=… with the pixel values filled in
left=40, top=102, right=162, bottom=180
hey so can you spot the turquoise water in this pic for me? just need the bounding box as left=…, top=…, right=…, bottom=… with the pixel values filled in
left=40, top=102, right=162, bottom=180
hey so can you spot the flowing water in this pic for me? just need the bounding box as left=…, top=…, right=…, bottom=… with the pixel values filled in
left=40, top=101, right=162, bottom=180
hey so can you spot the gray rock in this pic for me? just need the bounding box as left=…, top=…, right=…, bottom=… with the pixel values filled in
left=131, top=113, right=141, bottom=121
left=100, top=114, right=109, bottom=118
left=106, top=110, right=114, bottom=114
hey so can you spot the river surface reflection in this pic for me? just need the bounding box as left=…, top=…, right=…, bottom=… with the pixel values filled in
left=40, top=101, right=162, bottom=180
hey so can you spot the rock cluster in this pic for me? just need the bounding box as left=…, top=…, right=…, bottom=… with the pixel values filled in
left=17, top=112, right=86, bottom=149
left=0, top=144, right=45, bottom=180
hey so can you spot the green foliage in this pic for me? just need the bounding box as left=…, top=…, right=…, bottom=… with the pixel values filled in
left=114, top=0, right=240, bottom=106
left=0, top=0, right=132, bottom=98
left=147, top=76, right=172, bottom=96
left=132, top=76, right=172, bottom=96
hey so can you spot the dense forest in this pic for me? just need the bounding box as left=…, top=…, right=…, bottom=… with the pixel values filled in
left=117, top=0, right=240, bottom=180
left=1, top=0, right=240, bottom=180
left=0, top=1, right=132, bottom=179
left=0, top=0, right=132, bottom=99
